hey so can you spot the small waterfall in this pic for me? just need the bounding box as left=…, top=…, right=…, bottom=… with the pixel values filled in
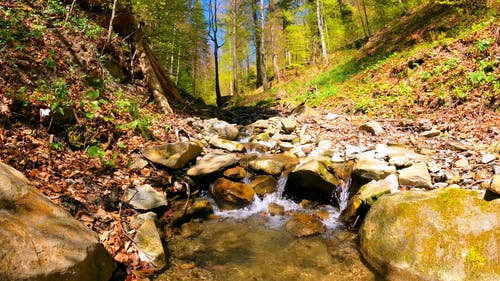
left=335, top=177, right=351, bottom=212
left=273, top=172, right=288, bottom=200
left=237, top=127, right=254, bottom=143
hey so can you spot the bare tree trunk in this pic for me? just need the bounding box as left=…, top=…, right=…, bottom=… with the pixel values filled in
left=175, top=48, right=181, bottom=86
left=136, top=31, right=184, bottom=114
left=192, top=42, right=198, bottom=96
left=271, top=25, right=280, bottom=82
left=260, top=0, right=268, bottom=91
left=316, top=0, right=328, bottom=64
left=105, top=0, right=118, bottom=48
left=208, top=0, right=223, bottom=107
left=362, top=0, right=372, bottom=36
left=232, top=0, right=239, bottom=97
left=355, top=0, right=368, bottom=38
left=253, top=1, right=262, bottom=88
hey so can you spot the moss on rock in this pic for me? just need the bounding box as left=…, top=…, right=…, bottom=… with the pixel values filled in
left=359, top=188, right=500, bottom=281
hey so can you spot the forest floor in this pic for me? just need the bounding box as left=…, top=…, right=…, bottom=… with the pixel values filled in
left=0, top=1, right=498, bottom=280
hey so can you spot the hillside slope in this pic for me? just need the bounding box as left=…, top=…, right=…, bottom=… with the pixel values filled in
left=257, top=3, right=498, bottom=139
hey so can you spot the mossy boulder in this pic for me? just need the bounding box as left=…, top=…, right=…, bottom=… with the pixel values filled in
left=359, top=188, right=500, bottom=281
left=142, top=142, right=202, bottom=169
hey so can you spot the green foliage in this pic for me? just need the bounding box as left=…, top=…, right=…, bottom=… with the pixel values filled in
left=44, top=49, right=57, bottom=70
left=70, top=17, right=104, bottom=38
left=49, top=141, right=65, bottom=150
left=50, top=79, right=71, bottom=115
left=476, top=38, right=492, bottom=52
left=87, top=145, right=117, bottom=169
left=118, top=116, right=153, bottom=139
left=45, top=0, right=66, bottom=16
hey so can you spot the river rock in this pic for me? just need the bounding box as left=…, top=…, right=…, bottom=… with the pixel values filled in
left=135, top=212, right=166, bottom=269
left=489, top=175, right=500, bottom=195
left=446, top=139, right=474, bottom=151
left=454, top=158, right=469, bottom=168
left=211, top=178, right=255, bottom=210
left=123, top=184, right=167, bottom=211
left=202, top=118, right=239, bottom=140
left=284, top=157, right=345, bottom=204
left=481, top=153, right=496, bottom=164
left=398, top=162, right=432, bottom=189
left=268, top=202, right=285, bottom=216
left=0, top=162, right=115, bottom=281
left=170, top=198, right=214, bottom=226
left=419, top=129, right=440, bottom=138
left=250, top=175, right=278, bottom=197
left=340, top=174, right=399, bottom=225
left=284, top=213, right=324, bottom=237
left=249, top=158, right=285, bottom=176
left=359, top=121, right=384, bottom=135
left=487, top=141, right=500, bottom=154
left=223, top=166, right=247, bottom=181
left=359, top=188, right=500, bottom=281
left=141, top=142, right=202, bottom=169
left=354, top=157, right=396, bottom=181
left=249, top=119, right=269, bottom=129
left=209, top=136, right=244, bottom=152
left=187, top=153, right=239, bottom=177
left=281, top=117, right=297, bottom=133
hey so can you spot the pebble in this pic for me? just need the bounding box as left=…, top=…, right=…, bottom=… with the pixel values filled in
left=481, top=153, right=496, bottom=164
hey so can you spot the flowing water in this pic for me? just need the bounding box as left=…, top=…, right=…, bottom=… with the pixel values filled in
left=161, top=174, right=381, bottom=281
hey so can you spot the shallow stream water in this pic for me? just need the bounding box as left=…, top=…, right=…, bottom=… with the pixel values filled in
left=160, top=179, right=381, bottom=281
left=158, top=130, right=380, bottom=280
left=162, top=216, right=380, bottom=281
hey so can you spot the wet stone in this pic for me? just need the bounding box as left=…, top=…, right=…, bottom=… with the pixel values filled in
left=250, top=175, right=278, bottom=197
left=223, top=166, right=247, bottom=181
left=284, top=212, right=324, bottom=237
left=268, top=203, right=285, bottom=216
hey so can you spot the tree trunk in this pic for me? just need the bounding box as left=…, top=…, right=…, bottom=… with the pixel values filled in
left=271, top=25, right=280, bottom=82
left=214, top=46, right=222, bottom=107
left=208, top=0, right=223, bottom=107
left=355, top=0, right=368, bottom=38
left=362, top=0, right=371, bottom=36
left=136, top=31, right=183, bottom=114
left=260, top=0, right=268, bottom=91
left=232, top=0, right=239, bottom=97
left=316, top=0, right=328, bottom=64
left=105, top=0, right=118, bottom=48
left=253, top=1, right=262, bottom=88
left=192, top=42, right=198, bottom=96
left=175, top=48, right=180, bottom=86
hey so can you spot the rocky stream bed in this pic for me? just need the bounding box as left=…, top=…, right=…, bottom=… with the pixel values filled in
left=1, top=108, right=499, bottom=281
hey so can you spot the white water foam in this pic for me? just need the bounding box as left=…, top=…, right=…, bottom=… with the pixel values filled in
left=212, top=173, right=342, bottom=231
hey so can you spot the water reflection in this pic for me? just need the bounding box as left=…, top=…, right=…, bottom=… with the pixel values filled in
left=159, top=217, right=381, bottom=281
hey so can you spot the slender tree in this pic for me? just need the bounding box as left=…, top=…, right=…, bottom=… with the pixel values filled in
left=252, top=0, right=263, bottom=88
left=208, top=0, right=224, bottom=107
left=316, top=0, right=328, bottom=64
left=260, top=0, right=268, bottom=90
left=231, top=0, right=239, bottom=97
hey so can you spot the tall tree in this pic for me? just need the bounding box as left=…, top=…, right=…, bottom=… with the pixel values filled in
left=260, top=0, right=268, bottom=90
left=208, top=0, right=224, bottom=107
left=252, top=0, right=263, bottom=88
left=316, top=0, right=328, bottom=63
left=231, top=0, right=239, bottom=97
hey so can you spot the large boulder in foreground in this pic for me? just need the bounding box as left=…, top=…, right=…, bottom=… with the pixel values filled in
left=359, top=188, right=500, bottom=281
left=0, top=162, right=115, bottom=281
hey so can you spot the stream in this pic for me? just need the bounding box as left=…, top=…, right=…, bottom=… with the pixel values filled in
left=159, top=137, right=381, bottom=280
